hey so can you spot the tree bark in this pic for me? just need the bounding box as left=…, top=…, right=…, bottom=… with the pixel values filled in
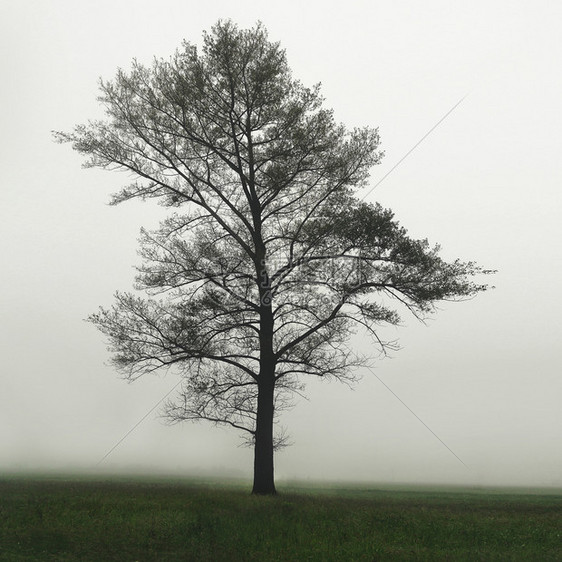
left=252, top=371, right=276, bottom=494
left=252, top=250, right=277, bottom=495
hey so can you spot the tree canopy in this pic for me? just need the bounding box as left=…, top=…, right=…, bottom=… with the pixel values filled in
left=56, top=20, right=491, bottom=494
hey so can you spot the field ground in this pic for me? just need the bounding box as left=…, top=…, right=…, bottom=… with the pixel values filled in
left=1, top=474, right=561, bottom=561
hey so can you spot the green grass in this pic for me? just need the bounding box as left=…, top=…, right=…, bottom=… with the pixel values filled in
left=1, top=476, right=561, bottom=561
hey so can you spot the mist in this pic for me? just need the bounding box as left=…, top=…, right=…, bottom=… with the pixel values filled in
left=1, top=0, right=561, bottom=489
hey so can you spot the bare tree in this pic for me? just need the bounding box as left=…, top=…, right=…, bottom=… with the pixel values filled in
left=55, top=21, right=491, bottom=494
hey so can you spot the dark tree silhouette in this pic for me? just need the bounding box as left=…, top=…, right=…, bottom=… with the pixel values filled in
left=56, top=21, right=491, bottom=494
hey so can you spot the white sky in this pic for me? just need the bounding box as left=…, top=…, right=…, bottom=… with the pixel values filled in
left=1, top=0, right=561, bottom=488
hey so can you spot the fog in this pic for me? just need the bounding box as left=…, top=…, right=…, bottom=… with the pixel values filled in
left=1, top=0, right=561, bottom=488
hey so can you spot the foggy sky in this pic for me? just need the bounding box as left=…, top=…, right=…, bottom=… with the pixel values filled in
left=1, top=0, right=561, bottom=488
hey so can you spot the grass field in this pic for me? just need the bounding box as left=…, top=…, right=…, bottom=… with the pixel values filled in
left=1, top=476, right=560, bottom=561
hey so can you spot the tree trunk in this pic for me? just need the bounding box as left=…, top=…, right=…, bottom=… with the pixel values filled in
left=252, top=371, right=276, bottom=494
left=252, top=236, right=276, bottom=494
